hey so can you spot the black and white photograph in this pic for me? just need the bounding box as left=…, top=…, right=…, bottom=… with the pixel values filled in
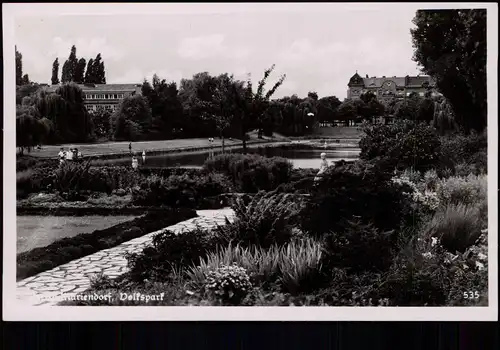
left=3, top=3, right=497, bottom=320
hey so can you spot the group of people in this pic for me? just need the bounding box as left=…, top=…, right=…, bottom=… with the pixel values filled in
left=58, top=147, right=83, bottom=165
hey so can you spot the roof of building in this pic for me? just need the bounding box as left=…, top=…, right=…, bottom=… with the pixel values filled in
left=348, top=72, right=364, bottom=86
left=44, top=83, right=142, bottom=93
left=349, top=72, right=436, bottom=88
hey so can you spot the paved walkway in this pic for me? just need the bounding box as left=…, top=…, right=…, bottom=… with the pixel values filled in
left=16, top=208, right=235, bottom=306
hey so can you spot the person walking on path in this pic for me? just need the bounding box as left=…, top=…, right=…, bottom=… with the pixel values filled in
left=142, top=150, right=146, bottom=163
left=129, top=142, right=132, bottom=155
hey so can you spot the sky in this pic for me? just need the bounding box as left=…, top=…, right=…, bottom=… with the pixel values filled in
left=13, top=3, right=428, bottom=100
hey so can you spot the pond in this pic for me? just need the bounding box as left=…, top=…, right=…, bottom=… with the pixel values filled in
left=16, top=215, right=137, bottom=254
left=92, top=144, right=361, bottom=169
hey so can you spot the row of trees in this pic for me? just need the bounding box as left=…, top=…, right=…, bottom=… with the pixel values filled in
left=15, top=66, right=455, bottom=153
left=52, top=45, right=106, bottom=85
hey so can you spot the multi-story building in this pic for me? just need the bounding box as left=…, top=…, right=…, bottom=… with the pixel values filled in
left=347, top=72, right=440, bottom=102
left=44, top=83, right=142, bottom=113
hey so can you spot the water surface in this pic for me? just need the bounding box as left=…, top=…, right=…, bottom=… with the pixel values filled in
left=17, top=215, right=137, bottom=253
left=93, top=145, right=360, bottom=169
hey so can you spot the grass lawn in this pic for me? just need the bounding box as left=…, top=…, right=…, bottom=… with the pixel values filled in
left=16, top=215, right=137, bottom=253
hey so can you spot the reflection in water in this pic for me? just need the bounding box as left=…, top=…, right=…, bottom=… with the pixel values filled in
left=92, top=146, right=360, bottom=169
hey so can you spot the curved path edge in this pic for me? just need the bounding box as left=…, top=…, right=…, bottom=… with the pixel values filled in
left=16, top=208, right=235, bottom=306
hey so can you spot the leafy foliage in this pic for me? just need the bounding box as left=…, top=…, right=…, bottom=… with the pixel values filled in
left=216, top=191, right=304, bottom=248
left=300, top=160, right=411, bottom=236
left=360, top=119, right=441, bottom=172
left=411, top=9, right=486, bottom=133
left=132, top=172, right=233, bottom=208
left=203, top=153, right=293, bottom=193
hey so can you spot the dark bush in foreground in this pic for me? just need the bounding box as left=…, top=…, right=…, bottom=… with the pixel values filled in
left=300, top=160, right=411, bottom=236
left=216, top=191, right=305, bottom=248
left=126, top=227, right=228, bottom=282
left=132, top=173, right=234, bottom=208
left=322, top=219, right=397, bottom=273
left=439, top=131, right=487, bottom=175
left=359, top=120, right=441, bottom=172
left=203, top=153, right=294, bottom=192
left=16, top=208, right=197, bottom=280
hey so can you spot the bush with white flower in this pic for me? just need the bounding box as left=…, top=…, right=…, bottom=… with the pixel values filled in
left=204, top=264, right=253, bottom=305
left=392, top=175, right=440, bottom=213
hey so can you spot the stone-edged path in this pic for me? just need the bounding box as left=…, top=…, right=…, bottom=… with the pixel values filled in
left=16, top=208, right=235, bottom=306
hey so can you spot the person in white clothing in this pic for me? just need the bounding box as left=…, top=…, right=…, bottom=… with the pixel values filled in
left=66, top=148, right=74, bottom=161
left=132, top=155, right=139, bottom=170
left=314, top=152, right=329, bottom=182
left=58, top=148, right=66, bottom=165
left=142, top=150, right=146, bottom=163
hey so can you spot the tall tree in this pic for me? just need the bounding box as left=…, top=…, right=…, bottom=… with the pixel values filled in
left=69, top=45, right=78, bottom=82
left=61, top=60, right=71, bottom=83
left=92, top=54, right=106, bottom=84
left=317, top=96, right=341, bottom=125
left=51, top=58, right=60, bottom=85
left=110, top=95, right=152, bottom=141
left=74, top=58, right=87, bottom=84
left=411, top=9, right=486, bottom=133
left=232, top=65, right=286, bottom=151
left=84, top=58, right=94, bottom=83
left=15, top=46, right=23, bottom=86
left=34, top=84, right=92, bottom=143
left=142, top=74, right=184, bottom=139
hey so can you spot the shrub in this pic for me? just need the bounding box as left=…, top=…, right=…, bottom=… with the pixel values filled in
left=132, top=173, right=233, bottom=208
left=203, top=264, right=253, bottom=305
left=300, top=160, right=411, bottom=236
left=322, top=219, right=397, bottom=273
left=391, top=175, right=440, bottom=216
left=380, top=236, right=449, bottom=306
left=188, top=237, right=324, bottom=295
left=16, top=166, right=55, bottom=198
left=203, top=153, right=294, bottom=192
left=126, top=226, right=228, bottom=282
left=279, top=238, right=324, bottom=295
left=445, top=230, right=488, bottom=306
left=216, top=191, right=304, bottom=248
left=436, top=174, right=487, bottom=207
left=421, top=203, right=482, bottom=253
left=360, top=119, right=441, bottom=172
left=439, top=131, right=487, bottom=175
left=187, top=243, right=281, bottom=288
left=422, top=169, right=439, bottom=191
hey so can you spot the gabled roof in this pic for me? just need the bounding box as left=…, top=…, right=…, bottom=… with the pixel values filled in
left=348, top=72, right=364, bottom=86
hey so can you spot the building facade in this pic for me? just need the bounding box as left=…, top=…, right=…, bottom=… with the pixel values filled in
left=347, top=72, right=440, bottom=102
left=44, top=83, right=142, bottom=113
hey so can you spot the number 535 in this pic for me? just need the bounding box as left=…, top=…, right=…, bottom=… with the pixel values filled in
left=463, top=291, right=480, bottom=299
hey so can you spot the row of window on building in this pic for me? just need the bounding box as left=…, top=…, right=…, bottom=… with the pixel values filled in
left=85, top=104, right=118, bottom=112
left=84, top=93, right=125, bottom=100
